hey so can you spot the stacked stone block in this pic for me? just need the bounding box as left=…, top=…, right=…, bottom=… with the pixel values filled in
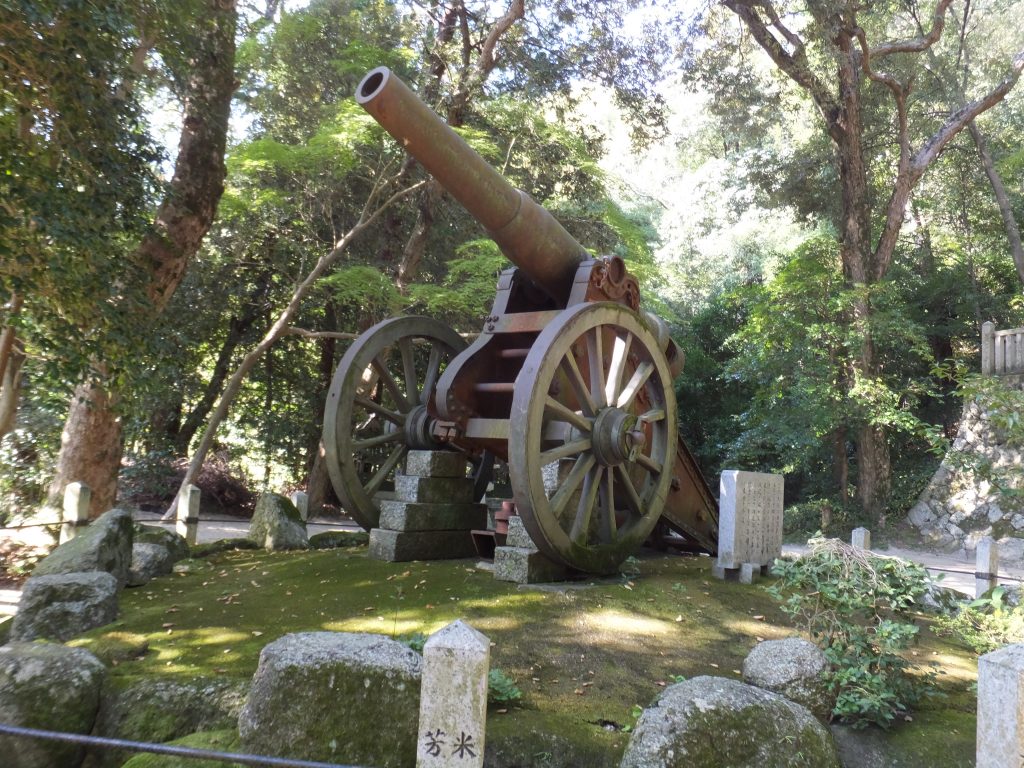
left=493, top=515, right=575, bottom=584
left=368, top=451, right=485, bottom=562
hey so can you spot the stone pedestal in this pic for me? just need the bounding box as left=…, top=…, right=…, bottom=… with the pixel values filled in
left=851, top=527, right=871, bottom=550
left=713, top=470, right=783, bottom=583
left=493, top=516, right=576, bottom=584
left=977, top=643, right=1024, bottom=768
left=369, top=451, right=481, bottom=562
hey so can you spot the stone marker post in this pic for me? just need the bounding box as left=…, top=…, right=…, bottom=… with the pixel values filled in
left=851, top=527, right=871, bottom=550
left=976, top=537, right=999, bottom=598
left=59, top=482, right=91, bottom=544
left=982, top=321, right=995, bottom=375
left=713, top=470, right=784, bottom=584
left=176, top=484, right=200, bottom=546
left=417, top=620, right=489, bottom=768
left=977, top=643, right=1024, bottom=768
left=289, top=491, right=309, bottom=522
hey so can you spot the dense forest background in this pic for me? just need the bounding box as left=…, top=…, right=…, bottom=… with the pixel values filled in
left=2, top=0, right=1022, bottom=534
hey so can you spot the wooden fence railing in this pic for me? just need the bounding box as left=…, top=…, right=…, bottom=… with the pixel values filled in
left=982, top=321, right=1024, bottom=376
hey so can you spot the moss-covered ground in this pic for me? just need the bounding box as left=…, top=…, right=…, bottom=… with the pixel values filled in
left=71, top=546, right=979, bottom=767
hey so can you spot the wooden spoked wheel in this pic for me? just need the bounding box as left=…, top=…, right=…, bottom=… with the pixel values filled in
left=508, top=302, right=677, bottom=574
left=323, top=316, right=466, bottom=530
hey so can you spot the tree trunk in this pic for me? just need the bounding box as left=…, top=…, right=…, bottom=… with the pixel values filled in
left=856, top=422, right=891, bottom=523
left=45, top=0, right=237, bottom=518
left=968, top=119, right=1024, bottom=286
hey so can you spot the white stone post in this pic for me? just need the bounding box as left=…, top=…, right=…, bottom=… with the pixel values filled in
left=176, top=484, right=200, bottom=546
left=59, top=482, right=91, bottom=544
left=289, top=491, right=309, bottom=522
left=851, top=527, right=871, bottom=550
left=416, top=620, right=489, bottom=768
left=982, top=321, right=995, bottom=375
left=976, top=537, right=999, bottom=598
left=977, top=643, right=1024, bottom=768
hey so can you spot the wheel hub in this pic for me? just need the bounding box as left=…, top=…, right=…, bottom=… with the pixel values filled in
left=404, top=404, right=439, bottom=450
left=591, top=407, right=646, bottom=466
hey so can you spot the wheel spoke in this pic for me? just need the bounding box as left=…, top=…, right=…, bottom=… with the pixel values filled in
left=364, top=444, right=407, bottom=496
left=354, top=395, right=404, bottom=425
left=371, top=356, right=410, bottom=410
left=616, top=361, right=654, bottom=409
left=398, top=337, right=418, bottom=405
left=599, top=467, right=617, bottom=543
left=352, top=431, right=403, bottom=452
left=571, top=465, right=603, bottom=545
left=551, top=453, right=596, bottom=517
left=539, top=437, right=592, bottom=466
left=636, top=452, right=662, bottom=475
left=639, top=407, right=666, bottom=423
left=615, top=464, right=645, bottom=518
left=421, top=344, right=444, bottom=405
left=586, top=327, right=606, bottom=408
left=544, top=396, right=592, bottom=434
left=560, top=352, right=596, bottom=416
left=605, top=331, right=633, bottom=406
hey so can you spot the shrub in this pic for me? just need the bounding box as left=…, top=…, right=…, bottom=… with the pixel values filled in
left=768, top=537, right=935, bottom=729
left=934, top=586, right=1024, bottom=654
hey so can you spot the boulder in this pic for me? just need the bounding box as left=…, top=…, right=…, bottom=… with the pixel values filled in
left=119, top=731, right=242, bottom=768
left=86, top=676, right=248, bottom=768
left=11, top=572, right=119, bottom=642
left=247, top=494, right=308, bottom=551
left=133, top=524, right=190, bottom=563
left=742, top=637, right=834, bottom=720
left=239, top=632, right=421, bottom=766
left=619, top=676, right=840, bottom=768
left=308, top=530, right=369, bottom=549
left=0, top=641, right=106, bottom=768
left=127, top=543, right=175, bottom=587
left=34, top=508, right=133, bottom=589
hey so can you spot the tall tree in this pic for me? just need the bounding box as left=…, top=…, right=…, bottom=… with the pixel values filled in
left=44, top=0, right=238, bottom=516
left=717, top=0, right=1024, bottom=518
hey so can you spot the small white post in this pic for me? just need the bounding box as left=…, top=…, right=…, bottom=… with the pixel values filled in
left=851, top=527, right=871, bottom=550
left=976, top=537, right=999, bottom=598
left=977, top=644, right=1024, bottom=768
left=60, top=482, right=91, bottom=544
left=176, top=484, right=200, bottom=546
left=289, top=491, right=309, bottom=522
left=416, top=620, right=489, bottom=768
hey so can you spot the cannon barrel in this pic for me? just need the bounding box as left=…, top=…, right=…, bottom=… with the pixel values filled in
left=356, top=67, right=588, bottom=304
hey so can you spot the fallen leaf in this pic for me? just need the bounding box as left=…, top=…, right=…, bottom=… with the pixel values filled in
left=675, top=615, right=682, bottom=622
left=655, top=681, right=666, bottom=687
left=496, top=709, right=508, bottom=714
left=709, top=663, right=719, bottom=669
left=252, top=631, right=263, bottom=637
left=161, top=622, right=174, bottom=629
left=574, top=689, right=585, bottom=695
left=753, top=615, right=765, bottom=621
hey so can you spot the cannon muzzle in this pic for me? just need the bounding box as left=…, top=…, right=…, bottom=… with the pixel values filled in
left=357, top=67, right=588, bottom=304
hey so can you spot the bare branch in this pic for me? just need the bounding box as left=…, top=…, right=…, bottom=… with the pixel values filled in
left=476, top=0, right=525, bottom=76
left=870, top=0, right=954, bottom=59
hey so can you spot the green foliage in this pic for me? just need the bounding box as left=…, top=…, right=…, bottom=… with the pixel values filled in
left=398, top=632, right=428, bottom=654
left=935, top=586, right=1024, bottom=654
left=487, top=669, right=523, bottom=705
left=407, top=240, right=510, bottom=330
left=768, top=538, right=935, bottom=728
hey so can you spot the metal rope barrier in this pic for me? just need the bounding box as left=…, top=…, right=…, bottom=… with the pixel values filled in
left=0, top=723, right=359, bottom=768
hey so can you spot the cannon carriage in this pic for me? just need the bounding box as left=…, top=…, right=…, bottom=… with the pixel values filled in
left=323, top=67, right=718, bottom=575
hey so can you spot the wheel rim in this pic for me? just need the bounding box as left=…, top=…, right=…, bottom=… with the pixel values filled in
left=323, top=316, right=466, bottom=529
left=508, top=303, right=676, bottom=574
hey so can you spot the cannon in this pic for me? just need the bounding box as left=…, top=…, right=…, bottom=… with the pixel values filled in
left=322, top=67, right=718, bottom=574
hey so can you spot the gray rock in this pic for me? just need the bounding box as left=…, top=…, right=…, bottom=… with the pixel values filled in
left=133, top=523, right=190, bottom=562
left=907, top=502, right=934, bottom=527
left=239, top=632, right=421, bottom=766
left=248, top=493, right=308, bottom=551
left=619, top=676, right=840, bottom=768
left=742, top=637, right=834, bottom=720
left=0, top=642, right=106, bottom=768
left=33, top=508, right=133, bottom=589
left=126, top=542, right=175, bottom=587
left=86, top=676, right=249, bottom=768
left=308, top=530, right=369, bottom=549
left=11, top=572, right=119, bottom=642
